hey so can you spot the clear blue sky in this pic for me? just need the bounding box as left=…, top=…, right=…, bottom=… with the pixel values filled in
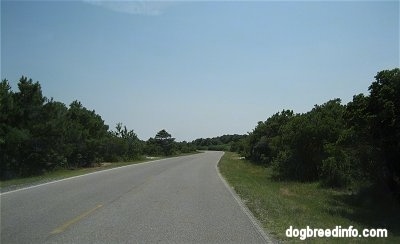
left=2, top=1, right=399, bottom=141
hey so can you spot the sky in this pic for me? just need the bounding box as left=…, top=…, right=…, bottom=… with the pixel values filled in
left=1, top=0, right=399, bottom=141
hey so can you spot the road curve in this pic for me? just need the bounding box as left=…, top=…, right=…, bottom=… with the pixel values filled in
left=1, top=151, right=271, bottom=243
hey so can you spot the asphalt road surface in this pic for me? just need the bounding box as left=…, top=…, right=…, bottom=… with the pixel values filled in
left=1, top=151, right=272, bottom=243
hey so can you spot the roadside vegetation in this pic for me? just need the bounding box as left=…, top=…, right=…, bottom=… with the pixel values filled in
left=192, top=134, right=245, bottom=151
left=219, top=152, right=400, bottom=243
left=233, top=68, right=400, bottom=200
left=0, top=76, right=242, bottom=185
left=0, top=77, right=197, bottom=182
left=219, top=68, right=400, bottom=242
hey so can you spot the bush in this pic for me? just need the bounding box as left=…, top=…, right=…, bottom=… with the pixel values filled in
left=321, top=157, right=352, bottom=188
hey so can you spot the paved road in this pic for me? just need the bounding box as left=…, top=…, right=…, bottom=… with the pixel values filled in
left=1, top=151, right=271, bottom=243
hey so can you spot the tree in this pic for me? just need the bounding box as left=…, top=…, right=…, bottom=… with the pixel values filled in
left=0, top=80, right=14, bottom=178
left=64, top=100, right=109, bottom=167
left=145, top=137, right=162, bottom=156
left=1, top=76, right=145, bottom=179
left=109, top=122, right=142, bottom=160
left=367, top=68, right=400, bottom=199
left=326, top=93, right=377, bottom=185
left=36, top=100, right=69, bottom=169
left=276, top=99, right=346, bottom=182
left=244, top=110, right=294, bottom=164
left=1, top=77, right=49, bottom=177
left=176, top=141, right=196, bottom=154
left=154, top=129, right=175, bottom=156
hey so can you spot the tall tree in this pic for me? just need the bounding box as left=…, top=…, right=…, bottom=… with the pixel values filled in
left=110, top=122, right=142, bottom=160
left=367, top=68, right=400, bottom=199
left=1, top=79, right=16, bottom=178
left=1, top=77, right=48, bottom=177
left=64, top=100, right=109, bottom=167
left=155, top=129, right=175, bottom=156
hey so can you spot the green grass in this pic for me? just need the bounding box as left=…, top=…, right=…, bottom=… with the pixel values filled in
left=218, top=152, right=400, bottom=243
left=0, top=151, right=200, bottom=190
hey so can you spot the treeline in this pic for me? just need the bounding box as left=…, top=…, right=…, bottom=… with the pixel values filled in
left=234, top=68, right=400, bottom=200
left=0, top=77, right=196, bottom=180
left=192, top=134, right=245, bottom=151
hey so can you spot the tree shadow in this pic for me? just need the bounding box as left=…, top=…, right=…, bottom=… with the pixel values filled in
left=326, top=184, right=400, bottom=236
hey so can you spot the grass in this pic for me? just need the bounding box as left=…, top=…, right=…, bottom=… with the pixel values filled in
left=0, top=151, right=200, bottom=190
left=218, top=152, right=400, bottom=243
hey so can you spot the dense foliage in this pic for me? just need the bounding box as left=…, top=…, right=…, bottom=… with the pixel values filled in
left=192, top=134, right=245, bottom=151
left=235, top=68, right=400, bottom=200
left=0, top=77, right=196, bottom=180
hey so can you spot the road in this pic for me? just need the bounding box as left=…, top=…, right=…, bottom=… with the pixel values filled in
left=1, top=151, right=271, bottom=243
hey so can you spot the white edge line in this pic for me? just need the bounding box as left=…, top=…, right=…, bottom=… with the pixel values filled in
left=215, top=152, right=276, bottom=244
left=0, top=155, right=191, bottom=196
